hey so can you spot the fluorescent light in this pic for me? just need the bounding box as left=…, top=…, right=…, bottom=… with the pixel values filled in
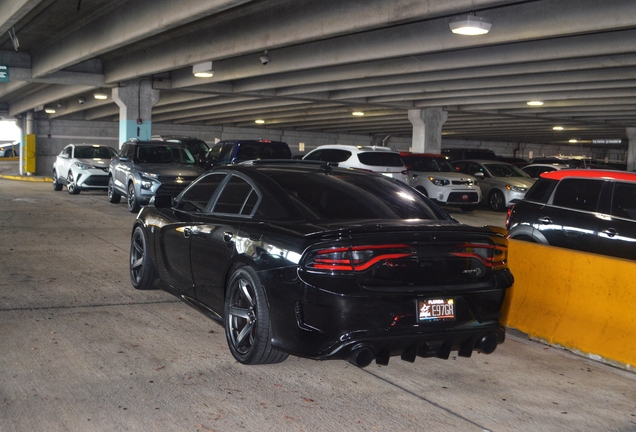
left=352, top=111, right=364, bottom=116
left=569, top=139, right=578, bottom=143
left=94, top=92, right=108, bottom=100
left=449, top=14, right=492, bottom=35
left=527, top=101, right=544, bottom=106
left=193, top=61, right=214, bottom=78
left=255, top=119, right=265, bottom=124
left=553, top=126, right=564, bottom=130
left=44, top=107, right=56, bottom=114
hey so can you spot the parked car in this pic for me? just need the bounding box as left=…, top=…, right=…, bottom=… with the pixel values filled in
left=130, top=160, right=513, bottom=367
left=442, top=148, right=497, bottom=162
left=521, top=163, right=570, bottom=178
left=52, top=144, right=118, bottom=194
left=152, top=135, right=210, bottom=165
left=303, top=144, right=409, bottom=183
left=108, top=139, right=205, bottom=212
left=506, top=169, right=636, bottom=260
left=452, top=160, right=536, bottom=212
left=205, top=139, right=292, bottom=167
left=399, top=152, right=481, bottom=211
left=496, top=156, right=529, bottom=167
left=0, top=142, right=19, bottom=157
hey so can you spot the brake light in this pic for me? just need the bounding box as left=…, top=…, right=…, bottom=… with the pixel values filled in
left=451, top=243, right=507, bottom=269
left=305, top=244, right=412, bottom=272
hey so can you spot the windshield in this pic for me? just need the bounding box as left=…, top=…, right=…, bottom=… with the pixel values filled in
left=483, top=163, right=530, bottom=178
left=135, top=145, right=195, bottom=164
left=75, top=146, right=116, bottom=159
left=402, top=156, right=454, bottom=172
left=266, top=169, right=447, bottom=221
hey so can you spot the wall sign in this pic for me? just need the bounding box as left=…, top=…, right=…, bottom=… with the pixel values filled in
left=0, top=65, right=8, bottom=82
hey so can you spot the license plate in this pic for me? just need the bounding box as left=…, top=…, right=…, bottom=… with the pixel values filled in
left=417, top=298, right=455, bottom=322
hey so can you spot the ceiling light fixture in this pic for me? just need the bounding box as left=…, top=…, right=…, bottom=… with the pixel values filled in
left=352, top=111, right=364, bottom=116
left=527, top=100, right=544, bottom=106
left=449, top=13, right=492, bottom=35
left=94, top=91, right=108, bottom=100
left=255, top=119, right=265, bottom=124
left=569, top=139, right=578, bottom=143
left=44, top=106, right=56, bottom=114
left=193, top=61, right=214, bottom=78
left=553, top=126, right=564, bottom=130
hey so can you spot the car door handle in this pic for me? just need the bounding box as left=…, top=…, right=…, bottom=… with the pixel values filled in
left=601, top=228, right=617, bottom=238
left=223, top=231, right=234, bottom=242
left=538, top=217, right=552, bottom=224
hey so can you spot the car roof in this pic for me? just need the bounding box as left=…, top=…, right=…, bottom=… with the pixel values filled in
left=311, top=144, right=398, bottom=153
left=541, top=169, right=636, bottom=182
left=399, top=152, right=445, bottom=158
left=452, top=159, right=513, bottom=165
left=523, top=163, right=570, bottom=168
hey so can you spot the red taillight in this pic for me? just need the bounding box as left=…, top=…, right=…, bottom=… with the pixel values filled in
left=306, top=244, right=412, bottom=272
left=401, top=169, right=408, bottom=175
left=505, top=205, right=514, bottom=229
left=451, top=243, right=507, bottom=268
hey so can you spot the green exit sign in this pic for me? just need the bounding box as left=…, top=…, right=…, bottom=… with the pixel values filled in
left=0, top=65, right=8, bottom=82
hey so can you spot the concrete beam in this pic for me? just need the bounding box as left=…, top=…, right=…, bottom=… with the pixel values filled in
left=0, top=0, right=46, bottom=36
left=9, top=84, right=93, bottom=117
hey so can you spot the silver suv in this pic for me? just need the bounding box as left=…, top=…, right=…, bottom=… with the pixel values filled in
left=108, top=140, right=205, bottom=212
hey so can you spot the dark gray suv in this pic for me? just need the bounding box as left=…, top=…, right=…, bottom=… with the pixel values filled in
left=108, top=140, right=205, bottom=212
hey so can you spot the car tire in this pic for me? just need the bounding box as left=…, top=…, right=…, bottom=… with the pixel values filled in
left=130, top=225, right=157, bottom=290
left=108, top=176, right=121, bottom=203
left=52, top=170, right=63, bottom=191
left=67, top=171, right=80, bottom=194
left=488, top=190, right=506, bottom=212
left=127, top=182, right=140, bottom=213
left=460, top=205, right=476, bottom=212
left=224, top=265, right=289, bottom=365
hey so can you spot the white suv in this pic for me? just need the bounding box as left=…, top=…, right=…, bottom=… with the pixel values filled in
left=302, top=144, right=409, bottom=183
left=400, top=152, right=482, bottom=211
left=52, top=144, right=117, bottom=194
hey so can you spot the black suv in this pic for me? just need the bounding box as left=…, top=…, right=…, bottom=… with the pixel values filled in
left=205, top=139, right=292, bottom=167
left=506, top=169, right=636, bottom=260
left=108, top=139, right=205, bottom=212
left=151, top=135, right=210, bottom=164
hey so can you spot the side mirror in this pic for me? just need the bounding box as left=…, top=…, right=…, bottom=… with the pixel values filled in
left=473, top=172, right=485, bottom=178
left=153, top=194, right=174, bottom=208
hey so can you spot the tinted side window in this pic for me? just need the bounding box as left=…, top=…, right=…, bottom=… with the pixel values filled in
left=217, top=142, right=235, bottom=163
left=178, top=173, right=226, bottom=212
left=321, top=149, right=351, bottom=163
left=303, top=149, right=322, bottom=161
left=64, top=146, right=73, bottom=157
left=552, top=179, right=603, bottom=212
left=357, top=152, right=404, bottom=167
left=213, top=175, right=259, bottom=215
left=524, top=178, right=557, bottom=203
left=207, top=143, right=223, bottom=160
left=611, top=182, right=636, bottom=220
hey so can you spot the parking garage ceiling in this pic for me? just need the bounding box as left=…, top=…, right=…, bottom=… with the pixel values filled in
left=1, top=0, right=635, bottom=146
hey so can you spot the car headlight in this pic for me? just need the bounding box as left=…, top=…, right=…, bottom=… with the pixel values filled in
left=428, top=176, right=450, bottom=186
left=139, top=172, right=160, bottom=190
left=506, top=185, right=527, bottom=192
left=74, top=161, right=95, bottom=170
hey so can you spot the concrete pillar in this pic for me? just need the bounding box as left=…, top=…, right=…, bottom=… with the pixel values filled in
left=408, top=107, right=447, bottom=154
left=112, top=80, right=160, bottom=147
left=19, top=111, right=34, bottom=175
left=627, top=128, right=636, bottom=172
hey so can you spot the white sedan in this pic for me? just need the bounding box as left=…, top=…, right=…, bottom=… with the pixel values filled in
left=52, top=144, right=117, bottom=194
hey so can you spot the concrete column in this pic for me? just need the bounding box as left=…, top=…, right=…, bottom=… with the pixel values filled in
left=112, top=80, right=160, bottom=147
left=408, top=107, right=447, bottom=154
left=19, top=111, right=34, bottom=175
left=627, top=128, right=636, bottom=172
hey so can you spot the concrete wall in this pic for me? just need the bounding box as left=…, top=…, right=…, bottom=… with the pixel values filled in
left=28, top=116, right=627, bottom=175
left=502, top=240, right=636, bottom=370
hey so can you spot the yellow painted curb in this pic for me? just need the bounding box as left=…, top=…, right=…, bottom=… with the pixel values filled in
left=0, top=173, right=53, bottom=182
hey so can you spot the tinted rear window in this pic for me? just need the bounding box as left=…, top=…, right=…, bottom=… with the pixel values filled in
left=236, top=142, right=291, bottom=160
left=357, top=152, right=404, bottom=167
left=401, top=156, right=454, bottom=172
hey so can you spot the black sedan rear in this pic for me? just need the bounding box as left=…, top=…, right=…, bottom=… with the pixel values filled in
left=130, top=161, right=514, bottom=367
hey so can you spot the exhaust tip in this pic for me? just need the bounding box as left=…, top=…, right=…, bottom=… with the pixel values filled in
left=476, top=334, right=498, bottom=354
left=348, top=346, right=375, bottom=368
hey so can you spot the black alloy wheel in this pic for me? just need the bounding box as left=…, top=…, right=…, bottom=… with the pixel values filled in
left=127, top=183, right=140, bottom=212
left=130, top=225, right=157, bottom=290
left=489, top=190, right=506, bottom=212
left=67, top=171, right=80, bottom=194
left=52, top=170, right=63, bottom=191
left=107, top=177, right=121, bottom=203
left=224, top=266, right=288, bottom=365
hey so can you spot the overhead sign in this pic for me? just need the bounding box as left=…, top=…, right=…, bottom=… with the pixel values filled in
left=0, top=65, right=8, bottom=82
left=592, top=139, right=623, bottom=144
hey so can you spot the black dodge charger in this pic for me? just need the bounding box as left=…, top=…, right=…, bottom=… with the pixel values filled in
left=129, top=160, right=514, bottom=367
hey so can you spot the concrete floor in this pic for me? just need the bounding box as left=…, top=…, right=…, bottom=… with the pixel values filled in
left=0, top=164, right=635, bottom=432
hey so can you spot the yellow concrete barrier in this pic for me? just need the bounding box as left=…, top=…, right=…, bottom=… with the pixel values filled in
left=502, top=239, right=636, bottom=370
